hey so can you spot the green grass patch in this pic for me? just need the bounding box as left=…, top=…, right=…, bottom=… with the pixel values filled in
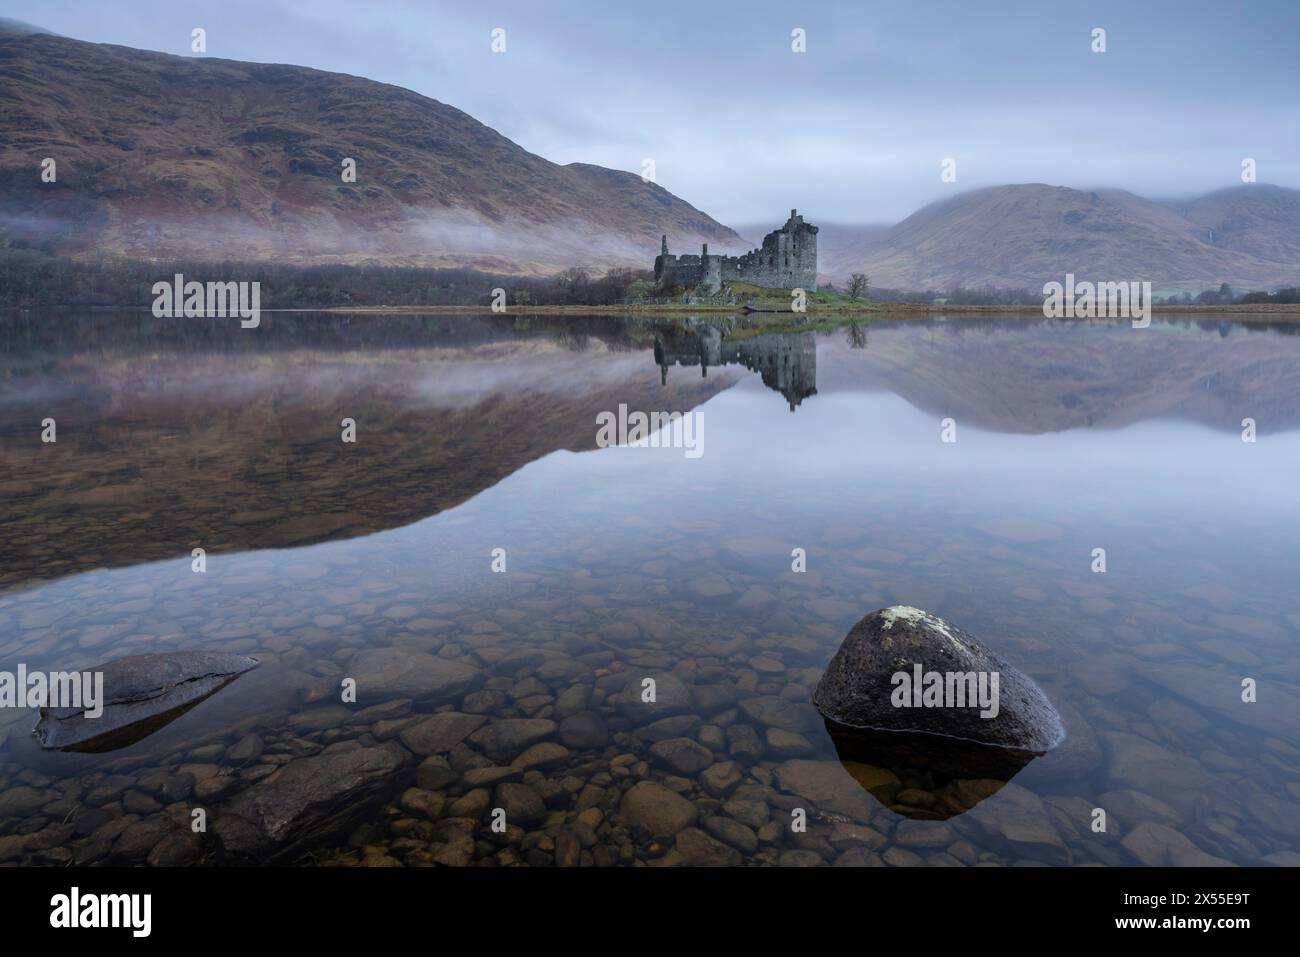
left=722, top=280, right=878, bottom=314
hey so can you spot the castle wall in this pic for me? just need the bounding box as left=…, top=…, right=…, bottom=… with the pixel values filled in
left=655, top=253, right=704, bottom=291
left=655, top=211, right=818, bottom=295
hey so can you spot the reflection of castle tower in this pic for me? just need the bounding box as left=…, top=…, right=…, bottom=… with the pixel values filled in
left=655, top=325, right=722, bottom=383
left=727, top=333, right=819, bottom=412
left=655, top=327, right=818, bottom=411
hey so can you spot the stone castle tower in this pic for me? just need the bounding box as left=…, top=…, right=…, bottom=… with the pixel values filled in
left=654, top=210, right=818, bottom=295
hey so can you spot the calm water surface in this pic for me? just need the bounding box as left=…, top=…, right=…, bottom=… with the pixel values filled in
left=1, top=312, right=1298, bottom=867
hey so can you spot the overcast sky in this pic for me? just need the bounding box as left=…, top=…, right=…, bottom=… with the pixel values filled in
left=5, top=0, right=1298, bottom=226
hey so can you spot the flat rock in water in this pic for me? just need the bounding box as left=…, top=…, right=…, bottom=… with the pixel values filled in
left=215, top=743, right=410, bottom=861
left=812, top=606, right=1064, bottom=752
left=957, top=782, right=1071, bottom=865
left=398, top=712, right=487, bottom=755
left=349, top=648, right=481, bottom=701
left=772, top=759, right=882, bottom=821
left=1142, top=661, right=1300, bottom=739
left=33, top=651, right=260, bottom=752
left=1098, top=731, right=1210, bottom=816
left=608, top=672, right=693, bottom=725
left=620, top=780, right=698, bottom=838
left=738, top=695, right=819, bottom=734
left=468, top=718, right=557, bottom=759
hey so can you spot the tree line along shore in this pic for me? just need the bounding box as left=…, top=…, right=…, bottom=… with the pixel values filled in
left=2, top=244, right=1298, bottom=317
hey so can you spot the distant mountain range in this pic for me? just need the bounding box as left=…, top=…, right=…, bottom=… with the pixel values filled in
left=809, top=184, right=1300, bottom=294
left=0, top=22, right=744, bottom=276
left=1, top=21, right=1297, bottom=293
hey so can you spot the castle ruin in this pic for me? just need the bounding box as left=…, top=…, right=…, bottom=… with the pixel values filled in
left=654, top=209, right=818, bottom=295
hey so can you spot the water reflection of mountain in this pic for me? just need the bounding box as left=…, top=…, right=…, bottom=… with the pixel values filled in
left=818, top=317, right=1300, bottom=434
left=6, top=312, right=1300, bottom=591
left=0, top=313, right=739, bottom=592
left=655, top=327, right=818, bottom=411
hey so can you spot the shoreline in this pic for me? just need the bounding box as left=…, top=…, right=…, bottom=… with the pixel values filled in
left=5, top=302, right=1299, bottom=322
left=311, top=302, right=1300, bottom=320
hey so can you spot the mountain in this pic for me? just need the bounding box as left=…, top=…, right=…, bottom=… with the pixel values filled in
left=0, top=19, right=55, bottom=35
left=818, top=184, right=1300, bottom=294
left=0, top=24, right=744, bottom=275
left=1171, top=184, right=1300, bottom=267
left=3, top=24, right=1297, bottom=292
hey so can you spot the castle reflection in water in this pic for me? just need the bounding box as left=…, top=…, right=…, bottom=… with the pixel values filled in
left=653, top=326, right=819, bottom=412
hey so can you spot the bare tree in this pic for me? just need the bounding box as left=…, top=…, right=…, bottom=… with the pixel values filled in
left=847, top=272, right=870, bottom=300
left=556, top=266, right=592, bottom=300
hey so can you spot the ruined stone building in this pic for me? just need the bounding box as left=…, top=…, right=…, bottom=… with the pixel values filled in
left=654, top=327, right=818, bottom=412
left=654, top=209, right=818, bottom=295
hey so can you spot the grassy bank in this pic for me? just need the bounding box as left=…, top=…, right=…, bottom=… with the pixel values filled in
left=319, top=301, right=1300, bottom=321
left=319, top=278, right=1300, bottom=321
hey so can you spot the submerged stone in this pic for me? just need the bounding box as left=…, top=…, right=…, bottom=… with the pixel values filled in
left=959, top=781, right=1071, bottom=864
left=33, top=651, right=260, bottom=753
left=348, top=648, right=480, bottom=701
left=812, top=606, right=1064, bottom=752
left=620, top=780, right=698, bottom=838
left=820, top=722, right=1040, bottom=819
left=215, top=743, right=410, bottom=861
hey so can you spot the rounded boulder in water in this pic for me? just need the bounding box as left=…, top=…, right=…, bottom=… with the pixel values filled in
left=812, top=606, right=1064, bottom=752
